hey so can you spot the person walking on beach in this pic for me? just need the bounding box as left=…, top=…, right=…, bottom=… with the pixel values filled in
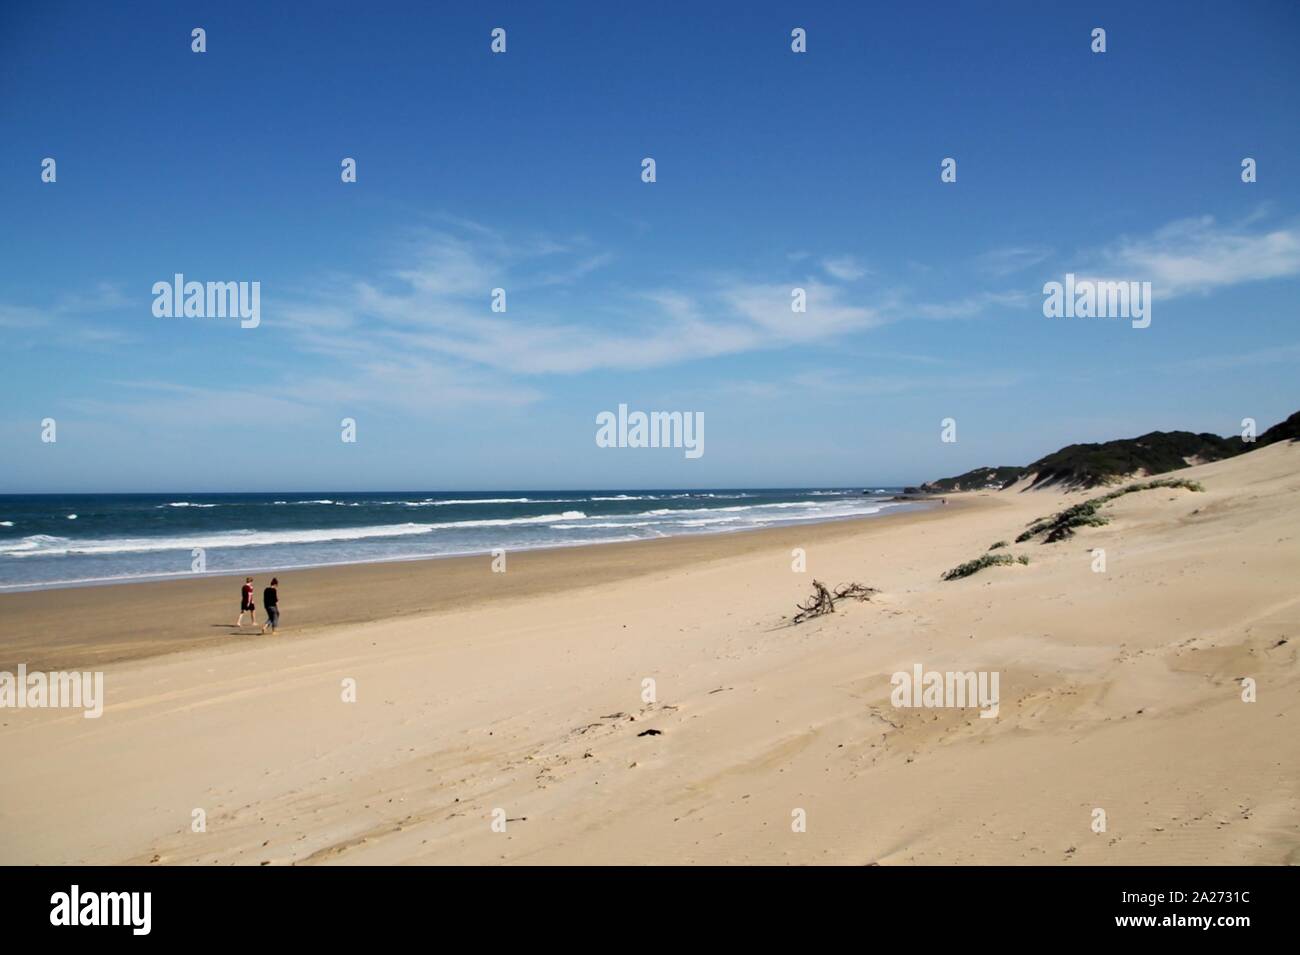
left=235, top=576, right=257, bottom=628
left=261, top=578, right=281, bottom=634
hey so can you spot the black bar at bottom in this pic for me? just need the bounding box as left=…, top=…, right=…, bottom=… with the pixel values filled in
left=0, top=865, right=1289, bottom=940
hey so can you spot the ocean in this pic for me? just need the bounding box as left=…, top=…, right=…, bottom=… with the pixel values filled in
left=0, top=488, right=911, bottom=591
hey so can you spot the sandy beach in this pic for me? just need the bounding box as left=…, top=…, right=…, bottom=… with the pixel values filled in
left=1, top=443, right=1297, bottom=865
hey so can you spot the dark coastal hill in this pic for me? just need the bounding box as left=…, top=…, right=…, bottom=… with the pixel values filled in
left=1259, top=409, right=1300, bottom=445
left=915, top=466, right=1029, bottom=494
left=916, top=410, right=1300, bottom=493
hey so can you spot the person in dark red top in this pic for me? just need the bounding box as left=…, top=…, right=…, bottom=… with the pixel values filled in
left=235, top=577, right=257, bottom=628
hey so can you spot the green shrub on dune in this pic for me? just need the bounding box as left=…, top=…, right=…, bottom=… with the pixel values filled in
left=942, top=552, right=1030, bottom=581
left=1018, top=477, right=1204, bottom=544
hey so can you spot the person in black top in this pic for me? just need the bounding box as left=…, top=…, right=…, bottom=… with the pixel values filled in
left=261, top=578, right=281, bottom=634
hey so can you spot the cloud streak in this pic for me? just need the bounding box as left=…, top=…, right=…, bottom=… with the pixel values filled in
left=1087, top=215, right=1300, bottom=298
left=277, top=229, right=889, bottom=379
left=10, top=212, right=1298, bottom=422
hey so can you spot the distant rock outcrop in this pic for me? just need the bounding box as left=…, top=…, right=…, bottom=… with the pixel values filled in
left=920, top=466, right=1027, bottom=494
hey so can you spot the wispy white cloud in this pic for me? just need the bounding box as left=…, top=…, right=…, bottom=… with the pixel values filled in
left=0, top=283, right=133, bottom=345
left=15, top=212, right=1298, bottom=426
left=83, top=358, right=542, bottom=429
left=702, top=368, right=1026, bottom=402
left=279, top=214, right=1299, bottom=387
left=0, top=303, right=44, bottom=329
left=911, top=290, right=1029, bottom=320
left=276, top=231, right=888, bottom=377
left=821, top=255, right=869, bottom=281
left=1089, top=215, right=1300, bottom=298
left=789, top=368, right=1026, bottom=397
left=71, top=380, right=318, bottom=429
left=974, top=246, right=1053, bottom=277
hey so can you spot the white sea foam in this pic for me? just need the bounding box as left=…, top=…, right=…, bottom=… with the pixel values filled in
left=638, top=501, right=836, bottom=517
left=553, top=502, right=889, bottom=530
left=0, top=534, right=64, bottom=554
left=550, top=520, right=659, bottom=529
left=0, top=512, right=591, bottom=558
left=402, top=497, right=584, bottom=507
left=422, top=497, right=534, bottom=506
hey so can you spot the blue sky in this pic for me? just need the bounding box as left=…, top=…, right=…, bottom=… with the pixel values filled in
left=1, top=0, right=1298, bottom=492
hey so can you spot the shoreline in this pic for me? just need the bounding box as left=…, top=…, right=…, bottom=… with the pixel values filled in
left=0, top=498, right=956, bottom=672
left=0, top=501, right=930, bottom=596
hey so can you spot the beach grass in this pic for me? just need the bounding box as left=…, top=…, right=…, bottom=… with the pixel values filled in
left=942, top=551, right=1029, bottom=581
left=1016, top=477, right=1205, bottom=544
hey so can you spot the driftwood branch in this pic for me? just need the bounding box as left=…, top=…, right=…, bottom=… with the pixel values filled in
left=792, top=579, right=878, bottom=624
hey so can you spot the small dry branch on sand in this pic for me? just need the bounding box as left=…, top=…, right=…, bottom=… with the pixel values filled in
left=792, top=579, right=878, bottom=624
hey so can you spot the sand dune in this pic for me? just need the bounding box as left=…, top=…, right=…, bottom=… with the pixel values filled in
left=1, top=444, right=1297, bottom=865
